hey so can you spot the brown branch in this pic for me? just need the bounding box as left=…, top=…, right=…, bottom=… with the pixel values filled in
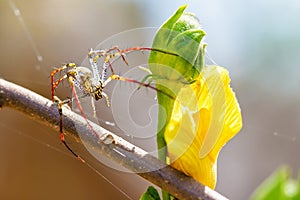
left=0, top=78, right=228, bottom=200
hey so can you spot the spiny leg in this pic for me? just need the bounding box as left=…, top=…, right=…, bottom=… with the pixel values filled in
left=102, top=49, right=130, bottom=77
left=102, top=92, right=110, bottom=107
left=89, top=46, right=128, bottom=80
left=53, top=96, right=85, bottom=163
left=113, top=47, right=179, bottom=58
left=103, top=46, right=179, bottom=78
left=99, top=47, right=160, bottom=81
left=89, top=46, right=178, bottom=85
left=105, top=46, right=128, bottom=66
left=90, top=46, right=178, bottom=67
left=92, top=46, right=178, bottom=74
left=51, top=75, right=68, bottom=101
left=88, top=47, right=123, bottom=76
left=51, top=63, right=77, bottom=101
left=51, top=63, right=86, bottom=162
left=90, top=46, right=128, bottom=66
left=103, top=74, right=175, bottom=100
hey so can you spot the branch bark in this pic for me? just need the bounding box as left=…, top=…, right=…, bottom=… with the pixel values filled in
left=0, top=78, right=228, bottom=200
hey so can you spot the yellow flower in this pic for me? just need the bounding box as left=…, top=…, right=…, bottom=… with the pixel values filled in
left=164, top=65, right=242, bottom=189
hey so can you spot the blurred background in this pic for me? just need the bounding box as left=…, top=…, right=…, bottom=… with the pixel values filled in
left=1, top=0, right=300, bottom=199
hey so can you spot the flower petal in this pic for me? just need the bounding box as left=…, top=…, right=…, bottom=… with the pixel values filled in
left=164, top=65, right=242, bottom=189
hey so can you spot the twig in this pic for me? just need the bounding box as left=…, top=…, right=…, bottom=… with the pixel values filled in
left=0, top=78, right=228, bottom=200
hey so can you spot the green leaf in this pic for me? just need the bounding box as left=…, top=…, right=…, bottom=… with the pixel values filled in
left=140, top=186, right=161, bottom=200
left=250, top=166, right=300, bottom=200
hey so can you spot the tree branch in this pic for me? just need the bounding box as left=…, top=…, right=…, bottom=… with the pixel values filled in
left=0, top=78, right=228, bottom=200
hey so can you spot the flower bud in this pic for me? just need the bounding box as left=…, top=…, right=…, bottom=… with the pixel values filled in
left=149, top=4, right=206, bottom=83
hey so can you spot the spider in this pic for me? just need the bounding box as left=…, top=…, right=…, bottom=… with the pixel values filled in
left=50, top=46, right=176, bottom=162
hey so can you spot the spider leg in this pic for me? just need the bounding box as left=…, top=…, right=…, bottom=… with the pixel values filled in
left=51, top=63, right=88, bottom=162
left=103, top=74, right=175, bottom=100
left=50, top=63, right=77, bottom=101
left=105, top=46, right=128, bottom=66
left=117, top=47, right=178, bottom=58
left=53, top=96, right=85, bottom=163
left=102, top=92, right=110, bottom=107
left=102, top=46, right=179, bottom=81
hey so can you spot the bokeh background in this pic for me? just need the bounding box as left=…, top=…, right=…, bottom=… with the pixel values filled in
left=1, top=0, right=300, bottom=199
